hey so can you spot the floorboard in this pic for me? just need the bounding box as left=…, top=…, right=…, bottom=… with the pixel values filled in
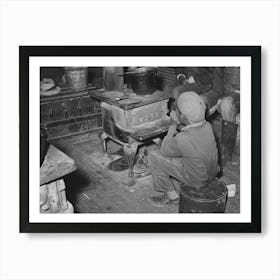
left=51, top=129, right=240, bottom=214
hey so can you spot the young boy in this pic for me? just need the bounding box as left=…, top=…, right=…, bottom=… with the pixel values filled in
left=148, top=91, right=220, bottom=206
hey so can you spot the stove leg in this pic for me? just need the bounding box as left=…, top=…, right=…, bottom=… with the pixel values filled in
left=100, top=132, right=108, bottom=153
left=123, top=143, right=138, bottom=179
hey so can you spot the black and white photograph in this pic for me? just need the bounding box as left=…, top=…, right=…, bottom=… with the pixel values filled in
left=39, top=65, right=240, bottom=214
left=19, top=46, right=260, bottom=232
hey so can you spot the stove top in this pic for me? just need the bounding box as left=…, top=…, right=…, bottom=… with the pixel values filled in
left=89, top=89, right=170, bottom=110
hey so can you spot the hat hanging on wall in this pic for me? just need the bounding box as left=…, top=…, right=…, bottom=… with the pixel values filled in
left=40, top=78, right=61, bottom=96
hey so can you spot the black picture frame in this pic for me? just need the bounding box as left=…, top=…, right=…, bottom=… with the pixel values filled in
left=20, top=46, right=261, bottom=233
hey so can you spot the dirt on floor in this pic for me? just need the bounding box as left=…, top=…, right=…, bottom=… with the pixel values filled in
left=51, top=125, right=240, bottom=213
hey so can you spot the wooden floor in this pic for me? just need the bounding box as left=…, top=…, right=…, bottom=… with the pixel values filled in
left=51, top=124, right=240, bottom=214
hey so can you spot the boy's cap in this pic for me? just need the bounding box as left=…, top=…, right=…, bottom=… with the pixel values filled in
left=177, top=91, right=206, bottom=123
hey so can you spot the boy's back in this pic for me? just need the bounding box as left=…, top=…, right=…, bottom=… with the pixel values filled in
left=171, top=121, right=219, bottom=187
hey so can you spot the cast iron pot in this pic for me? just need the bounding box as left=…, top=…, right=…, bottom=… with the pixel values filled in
left=125, top=67, right=157, bottom=95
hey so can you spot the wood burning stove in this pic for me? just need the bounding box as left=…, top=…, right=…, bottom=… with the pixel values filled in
left=90, top=89, right=172, bottom=183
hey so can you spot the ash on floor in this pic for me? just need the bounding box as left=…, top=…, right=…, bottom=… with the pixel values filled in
left=52, top=127, right=240, bottom=213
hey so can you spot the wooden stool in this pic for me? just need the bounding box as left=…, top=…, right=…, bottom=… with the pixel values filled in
left=40, top=145, right=77, bottom=213
left=40, top=179, right=74, bottom=213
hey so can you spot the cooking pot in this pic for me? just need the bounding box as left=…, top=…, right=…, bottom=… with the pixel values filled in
left=125, top=67, right=157, bottom=95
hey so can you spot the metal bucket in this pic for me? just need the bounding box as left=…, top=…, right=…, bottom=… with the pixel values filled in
left=64, top=67, right=88, bottom=91
left=179, top=179, right=227, bottom=213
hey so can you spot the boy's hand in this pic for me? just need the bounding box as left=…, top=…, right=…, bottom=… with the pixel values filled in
left=167, top=124, right=178, bottom=136
left=170, top=110, right=180, bottom=124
